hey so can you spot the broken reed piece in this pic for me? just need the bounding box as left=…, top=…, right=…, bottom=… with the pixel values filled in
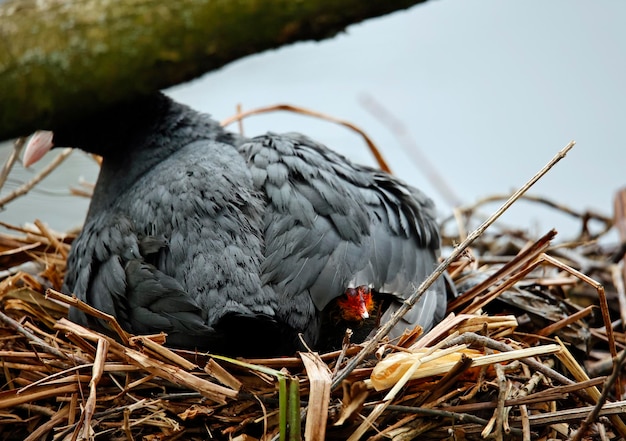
left=369, top=343, right=561, bottom=392
left=46, top=288, right=131, bottom=346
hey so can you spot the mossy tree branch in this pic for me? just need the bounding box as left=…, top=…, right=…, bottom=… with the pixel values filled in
left=0, top=0, right=427, bottom=141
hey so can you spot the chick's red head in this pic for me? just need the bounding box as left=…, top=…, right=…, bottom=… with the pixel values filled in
left=337, top=286, right=375, bottom=322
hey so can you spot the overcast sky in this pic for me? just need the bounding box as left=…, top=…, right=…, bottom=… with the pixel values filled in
left=2, top=0, right=624, bottom=241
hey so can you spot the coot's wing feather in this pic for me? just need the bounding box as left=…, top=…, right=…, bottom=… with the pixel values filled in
left=65, top=212, right=215, bottom=345
left=65, top=136, right=278, bottom=351
left=356, top=175, right=447, bottom=339
left=240, top=133, right=445, bottom=344
left=65, top=213, right=137, bottom=322
left=242, top=134, right=369, bottom=313
left=118, top=140, right=277, bottom=322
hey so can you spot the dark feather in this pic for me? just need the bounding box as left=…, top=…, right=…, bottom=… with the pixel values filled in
left=29, top=93, right=447, bottom=354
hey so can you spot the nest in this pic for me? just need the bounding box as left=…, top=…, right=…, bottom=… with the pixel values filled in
left=1, top=189, right=624, bottom=441
left=1, top=108, right=625, bottom=440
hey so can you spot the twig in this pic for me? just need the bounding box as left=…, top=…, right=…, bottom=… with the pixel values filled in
left=0, top=309, right=87, bottom=365
left=0, top=148, right=73, bottom=208
left=0, top=137, right=25, bottom=192
left=332, top=329, right=353, bottom=377
left=419, top=353, right=474, bottom=405
left=23, top=405, right=70, bottom=441
left=611, top=263, right=626, bottom=333
left=359, top=93, right=462, bottom=208
left=456, top=193, right=612, bottom=226
left=570, top=344, right=626, bottom=441
left=482, top=363, right=508, bottom=439
left=519, top=405, right=531, bottom=441
left=445, top=333, right=578, bottom=391
left=510, top=400, right=626, bottom=426
left=612, top=189, right=626, bottom=327
left=220, top=103, right=392, bottom=173
left=364, top=404, right=524, bottom=438
left=457, top=233, right=556, bottom=314
left=444, top=377, right=604, bottom=415
left=541, top=253, right=616, bottom=360
left=236, top=103, right=245, bottom=136
left=332, top=140, right=576, bottom=389
left=442, top=192, right=613, bottom=242
left=80, top=337, right=109, bottom=440
left=349, top=337, right=459, bottom=440
left=122, top=408, right=134, bottom=441
left=17, top=363, right=93, bottom=395
left=34, top=219, right=68, bottom=259
left=534, top=304, right=595, bottom=339
left=555, top=337, right=626, bottom=439
left=46, top=288, right=131, bottom=345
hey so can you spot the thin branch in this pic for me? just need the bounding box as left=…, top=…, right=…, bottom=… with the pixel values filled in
left=0, top=148, right=73, bottom=208
left=221, top=103, right=392, bottom=173
left=0, top=309, right=87, bottom=365
left=571, top=346, right=626, bottom=441
left=0, top=137, right=25, bottom=192
left=359, top=93, right=462, bottom=208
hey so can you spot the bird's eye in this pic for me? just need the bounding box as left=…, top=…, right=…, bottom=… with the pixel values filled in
left=346, top=287, right=358, bottom=298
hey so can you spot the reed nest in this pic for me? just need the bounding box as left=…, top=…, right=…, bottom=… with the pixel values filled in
left=1, top=190, right=625, bottom=441
left=1, top=111, right=625, bottom=440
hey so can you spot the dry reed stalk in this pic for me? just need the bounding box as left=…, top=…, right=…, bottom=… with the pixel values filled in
left=221, top=104, right=391, bottom=173
left=301, top=352, right=332, bottom=441
left=0, top=147, right=73, bottom=207
left=0, top=138, right=25, bottom=191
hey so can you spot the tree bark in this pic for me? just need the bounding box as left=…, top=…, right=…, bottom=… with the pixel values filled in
left=0, top=0, right=427, bottom=141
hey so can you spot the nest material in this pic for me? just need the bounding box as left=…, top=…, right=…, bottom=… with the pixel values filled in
left=0, top=122, right=623, bottom=440
left=0, top=204, right=625, bottom=441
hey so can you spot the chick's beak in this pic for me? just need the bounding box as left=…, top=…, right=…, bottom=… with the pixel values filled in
left=359, top=297, right=370, bottom=319
left=23, top=130, right=54, bottom=167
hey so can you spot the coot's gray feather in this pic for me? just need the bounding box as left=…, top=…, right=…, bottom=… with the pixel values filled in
left=240, top=132, right=446, bottom=345
left=24, top=93, right=446, bottom=353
